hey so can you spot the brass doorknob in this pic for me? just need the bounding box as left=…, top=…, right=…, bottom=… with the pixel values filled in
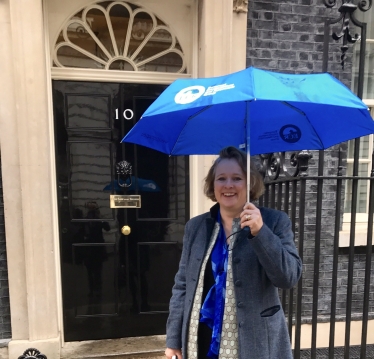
left=121, top=225, right=131, bottom=235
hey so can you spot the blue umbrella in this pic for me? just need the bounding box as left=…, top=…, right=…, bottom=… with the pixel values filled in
left=122, top=66, right=374, bottom=200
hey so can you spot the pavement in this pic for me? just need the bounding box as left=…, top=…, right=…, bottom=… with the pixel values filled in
left=3, top=340, right=374, bottom=358
left=296, top=345, right=374, bottom=358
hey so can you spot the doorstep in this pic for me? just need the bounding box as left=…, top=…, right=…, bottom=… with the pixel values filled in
left=61, top=336, right=166, bottom=359
left=0, top=347, right=7, bottom=359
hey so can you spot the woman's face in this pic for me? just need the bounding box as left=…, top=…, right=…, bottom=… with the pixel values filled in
left=214, top=158, right=247, bottom=214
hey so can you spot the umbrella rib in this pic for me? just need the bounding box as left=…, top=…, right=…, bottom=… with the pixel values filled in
left=170, top=105, right=212, bottom=154
left=188, top=105, right=213, bottom=120
left=281, top=101, right=325, bottom=148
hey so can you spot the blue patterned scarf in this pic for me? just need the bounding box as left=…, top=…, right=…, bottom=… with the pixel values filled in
left=200, top=211, right=228, bottom=359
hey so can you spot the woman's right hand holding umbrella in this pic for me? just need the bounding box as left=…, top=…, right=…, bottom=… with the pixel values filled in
left=240, top=202, right=263, bottom=236
left=165, top=348, right=182, bottom=359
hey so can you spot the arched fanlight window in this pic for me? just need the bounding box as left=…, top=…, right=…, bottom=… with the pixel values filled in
left=53, top=1, right=187, bottom=73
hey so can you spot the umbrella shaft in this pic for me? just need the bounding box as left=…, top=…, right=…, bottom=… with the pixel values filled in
left=247, top=137, right=250, bottom=203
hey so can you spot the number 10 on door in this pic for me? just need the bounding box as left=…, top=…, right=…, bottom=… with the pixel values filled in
left=115, top=108, right=134, bottom=120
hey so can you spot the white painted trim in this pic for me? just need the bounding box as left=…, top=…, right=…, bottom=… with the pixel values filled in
left=291, top=320, right=374, bottom=349
left=188, top=0, right=202, bottom=218
left=51, top=67, right=191, bottom=83
left=339, top=229, right=373, bottom=247
left=5, top=0, right=60, bottom=341
left=191, top=0, right=199, bottom=79
left=43, top=0, right=65, bottom=346
left=363, top=99, right=374, bottom=106
left=340, top=216, right=374, bottom=246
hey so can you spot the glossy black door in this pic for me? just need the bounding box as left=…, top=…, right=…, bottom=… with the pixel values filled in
left=53, top=81, right=189, bottom=341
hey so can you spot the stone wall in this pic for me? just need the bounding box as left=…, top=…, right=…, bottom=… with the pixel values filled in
left=0, top=156, right=11, bottom=338
left=247, top=0, right=374, bottom=322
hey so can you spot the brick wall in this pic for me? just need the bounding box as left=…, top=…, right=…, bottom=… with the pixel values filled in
left=0, top=156, right=11, bottom=338
left=247, top=0, right=374, bottom=322
left=246, top=0, right=352, bottom=83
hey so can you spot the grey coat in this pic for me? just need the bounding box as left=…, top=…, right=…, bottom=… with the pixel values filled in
left=166, top=204, right=302, bottom=359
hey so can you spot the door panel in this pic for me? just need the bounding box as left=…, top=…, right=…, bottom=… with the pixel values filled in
left=53, top=81, right=188, bottom=341
left=68, top=141, right=115, bottom=220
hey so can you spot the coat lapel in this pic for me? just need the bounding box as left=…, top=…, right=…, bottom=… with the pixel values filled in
left=187, top=215, right=216, bottom=284
left=190, top=216, right=215, bottom=258
left=205, top=217, right=215, bottom=251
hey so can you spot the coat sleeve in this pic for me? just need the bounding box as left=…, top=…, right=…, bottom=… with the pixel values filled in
left=166, top=219, right=192, bottom=349
left=249, top=210, right=302, bottom=289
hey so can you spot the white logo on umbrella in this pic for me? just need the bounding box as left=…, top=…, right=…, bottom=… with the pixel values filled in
left=175, top=84, right=236, bottom=105
left=175, top=86, right=206, bottom=104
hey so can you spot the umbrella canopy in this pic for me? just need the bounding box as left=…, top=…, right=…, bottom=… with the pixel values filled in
left=122, top=67, right=374, bottom=202
left=122, top=67, right=374, bottom=156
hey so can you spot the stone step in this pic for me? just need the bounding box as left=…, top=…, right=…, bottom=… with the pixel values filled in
left=64, top=351, right=164, bottom=359
left=68, top=353, right=164, bottom=359
left=0, top=347, right=7, bottom=359
left=61, top=336, right=166, bottom=359
left=0, top=345, right=165, bottom=359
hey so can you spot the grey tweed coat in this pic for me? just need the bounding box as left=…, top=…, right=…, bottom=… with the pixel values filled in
left=166, top=203, right=302, bottom=359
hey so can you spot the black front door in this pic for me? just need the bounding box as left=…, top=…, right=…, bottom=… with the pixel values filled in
left=53, top=81, right=189, bottom=341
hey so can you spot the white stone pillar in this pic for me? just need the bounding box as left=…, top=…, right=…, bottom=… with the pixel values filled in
left=0, top=0, right=60, bottom=358
left=190, top=0, right=248, bottom=217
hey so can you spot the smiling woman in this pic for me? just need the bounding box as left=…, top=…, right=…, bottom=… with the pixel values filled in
left=213, top=159, right=247, bottom=214
left=203, top=146, right=264, bottom=205
left=165, top=146, right=302, bottom=359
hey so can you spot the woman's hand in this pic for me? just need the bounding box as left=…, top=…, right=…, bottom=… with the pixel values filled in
left=240, top=202, right=263, bottom=236
left=165, top=348, right=182, bottom=359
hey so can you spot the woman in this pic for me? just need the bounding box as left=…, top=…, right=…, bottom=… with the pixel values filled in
left=165, top=146, right=302, bottom=359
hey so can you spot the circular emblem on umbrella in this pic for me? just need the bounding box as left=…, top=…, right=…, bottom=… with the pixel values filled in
left=279, top=125, right=302, bottom=143
left=175, top=86, right=206, bottom=104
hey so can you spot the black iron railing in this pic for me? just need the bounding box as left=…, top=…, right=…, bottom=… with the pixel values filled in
left=258, top=149, right=374, bottom=359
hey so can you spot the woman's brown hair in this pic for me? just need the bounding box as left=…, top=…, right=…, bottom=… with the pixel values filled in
left=203, top=146, right=264, bottom=201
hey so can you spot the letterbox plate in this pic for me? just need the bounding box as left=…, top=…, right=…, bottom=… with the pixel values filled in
left=110, top=195, right=141, bottom=208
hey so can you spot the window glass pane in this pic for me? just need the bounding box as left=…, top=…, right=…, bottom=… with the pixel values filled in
left=352, top=5, right=374, bottom=99
left=139, top=53, right=184, bottom=73
left=134, top=29, right=173, bottom=60
left=66, top=20, right=110, bottom=62
left=347, top=135, right=370, bottom=159
left=85, top=8, right=115, bottom=58
left=128, top=12, right=154, bottom=57
left=352, top=42, right=374, bottom=98
left=109, top=60, right=135, bottom=71
left=109, top=4, right=131, bottom=54
left=354, top=6, right=374, bottom=39
left=344, top=163, right=369, bottom=213
left=56, top=46, right=105, bottom=69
